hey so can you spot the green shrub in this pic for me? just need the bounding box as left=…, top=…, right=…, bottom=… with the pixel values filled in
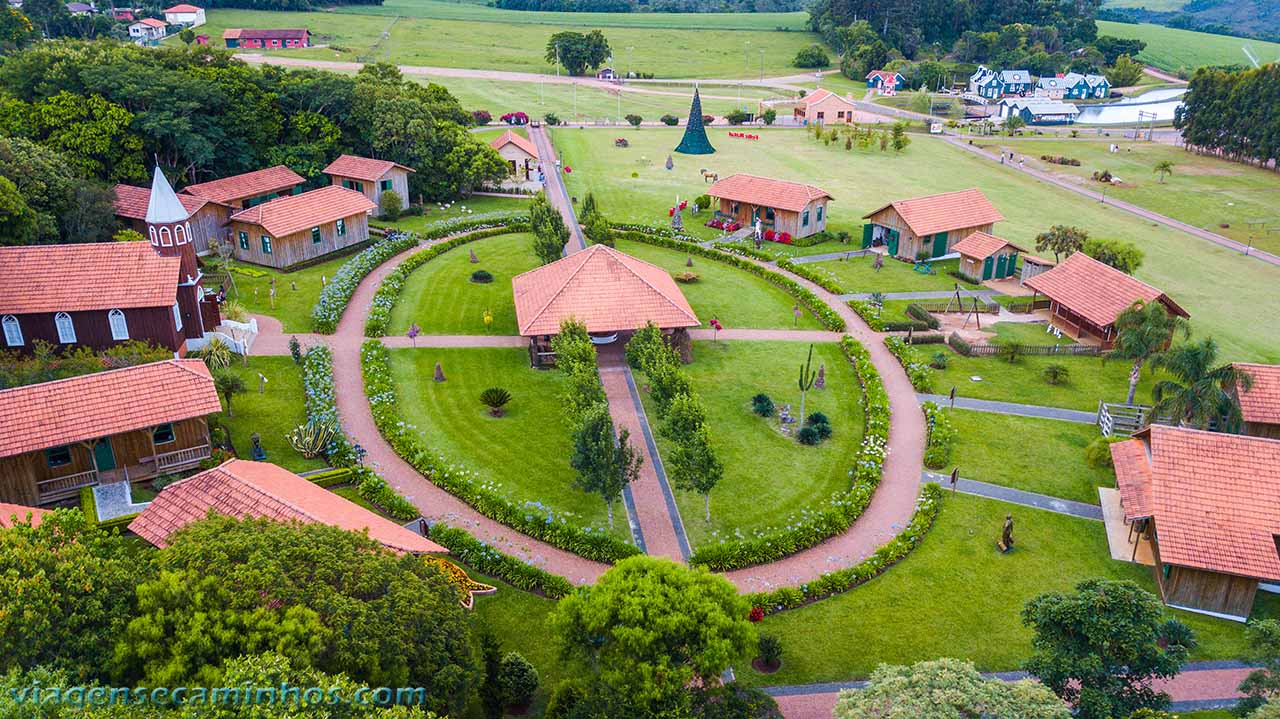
left=545, top=680, right=588, bottom=719
left=922, top=402, right=955, bottom=470
left=427, top=523, right=573, bottom=598
left=499, top=652, right=540, bottom=708
left=470, top=269, right=494, bottom=283
left=625, top=113, right=642, bottom=127
left=379, top=189, right=403, bottom=221
left=813, top=421, right=832, bottom=440
left=995, top=342, right=1022, bottom=364
left=807, top=412, right=829, bottom=426
left=947, top=332, right=973, bottom=356
left=930, top=351, right=949, bottom=370
left=544, top=112, right=560, bottom=126
left=725, top=108, right=749, bottom=125
left=758, top=634, right=783, bottom=667
left=885, top=337, right=934, bottom=393
left=752, top=393, right=775, bottom=417
left=1042, top=363, right=1070, bottom=385
left=797, top=426, right=819, bottom=445
left=479, top=387, right=512, bottom=416
left=1084, top=435, right=1127, bottom=469
left=356, top=469, right=419, bottom=521
left=694, top=194, right=711, bottom=210
left=660, top=114, right=679, bottom=126
left=905, top=303, right=941, bottom=329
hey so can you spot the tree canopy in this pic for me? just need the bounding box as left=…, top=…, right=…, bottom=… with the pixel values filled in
left=545, top=30, right=611, bottom=76
left=834, top=658, right=1069, bottom=719
left=1176, top=63, right=1280, bottom=170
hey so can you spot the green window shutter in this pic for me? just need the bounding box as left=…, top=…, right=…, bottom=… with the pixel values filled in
left=801, top=210, right=810, bottom=227
left=311, top=226, right=321, bottom=244
left=337, top=218, right=346, bottom=236
left=356, top=182, right=364, bottom=193
left=261, top=236, right=272, bottom=254
left=238, top=231, right=248, bottom=250
left=380, top=179, right=392, bottom=193
left=816, top=205, right=823, bottom=222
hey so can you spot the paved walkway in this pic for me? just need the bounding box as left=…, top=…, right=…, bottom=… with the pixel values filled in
left=768, top=660, right=1252, bottom=719
left=527, top=125, right=586, bottom=254
left=921, top=471, right=1103, bottom=520
left=918, top=393, right=1096, bottom=424
left=597, top=345, right=691, bottom=562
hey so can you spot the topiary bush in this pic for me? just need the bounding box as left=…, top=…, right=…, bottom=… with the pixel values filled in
left=499, top=652, right=540, bottom=709
left=807, top=412, right=829, bottom=426
left=752, top=393, right=775, bottom=417
left=797, top=426, right=819, bottom=445
left=660, top=114, right=679, bottom=126
left=470, top=269, right=494, bottom=283
left=480, top=387, right=512, bottom=417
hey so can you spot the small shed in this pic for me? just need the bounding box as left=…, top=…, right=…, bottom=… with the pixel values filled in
left=861, top=188, right=1004, bottom=260
left=228, top=185, right=375, bottom=269
left=489, top=130, right=539, bottom=182
left=1019, top=254, right=1055, bottom=286
left=706, top=174, right=832, bottom=239
left=596, top=67, right=617, bottom=80
left=1234, top=363, right=1280, bottom=440
left=322, top=154, right=415, bottom=215
left=951, top=231, right=1026, bottom=282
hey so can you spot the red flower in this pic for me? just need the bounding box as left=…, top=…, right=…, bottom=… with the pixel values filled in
left=779, top=232, right=792, bottom=245
left=749, top=607, right=764, bottom=622
left=764, top=229, right=776, bottom=241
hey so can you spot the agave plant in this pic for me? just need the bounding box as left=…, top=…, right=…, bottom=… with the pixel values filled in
left=197, top=337, right=235, bottom=370
left=480, top=387, right=513, bottom=417
left=287, top=421, right=336, bottom=459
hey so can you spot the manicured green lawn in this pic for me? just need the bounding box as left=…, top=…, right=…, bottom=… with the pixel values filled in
left=612, top=239, right=823, bottom=330
left=387, top=347, right=626, bottom=536
left=935, top=351, right=1158, bottom=411
left=715, top=236, right=857, bottom=259
left=390, top=232, right=540, bottom=336
left=556, top=128, right=1280, bottom=363
left=639, top=341, right=863, bottom=547
left=991, top=137, right=1280, bottom=256
left=807, top=255, right=978, bottom=294
left=946, top=409, right=1114, bottom=504
left=736, top=493, right=1279, bottom=687
left=1096, top=19, right=1280, bottom=72
left=338, top=0, right=809, bottom=31
left=218, top=357, right=327, bottom=474
left=468, top=572, right=563, bottom=717
left=224, top=253, right=353, bottom=333
left=372, top=195, right=532, bottom=233
left=332, top=485, right=380, bottom=513
left=989, top=321, right=1077, bottom=346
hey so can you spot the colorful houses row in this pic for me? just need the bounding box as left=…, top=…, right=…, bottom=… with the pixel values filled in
left=969, top=65, right=1110, bottom=101
left=223, top=28, right=311, bottom=49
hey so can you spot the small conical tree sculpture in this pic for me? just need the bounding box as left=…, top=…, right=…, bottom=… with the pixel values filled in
left=434, top=362, right=446, bottom=382
left=797, top=344, right=816, bottom=430
left=674, top=88, right=716, bottom=155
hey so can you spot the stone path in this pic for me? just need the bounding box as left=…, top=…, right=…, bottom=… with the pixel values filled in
left=767, top=660, right=1253, bottom=719
left=839, top=289, right=1001, bottom=302
left=597, top=345, right=691, bottom=562
left=921, top=471, right=1103, bottom=520
left=527, top=125, right=587, bottom=254
left=917, top=393, right=1096, bottom=424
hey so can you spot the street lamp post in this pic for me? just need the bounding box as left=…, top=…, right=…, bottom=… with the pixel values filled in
left=759, top=49, right=765, bottom=82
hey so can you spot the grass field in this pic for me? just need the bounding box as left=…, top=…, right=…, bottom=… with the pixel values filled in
left=612, top=238, right=824, bottom=330
left=991, top=137, right=1280, bottom=255
left=390, top=232, right=540, bottom=335
left=225, top=252, right=353, bottom=333
left=469, top=573, right=563, bottom=716
left=989, top=321, right=1077, bottom=346
left=640, top=341, right=863, bottom=547
left=388, top=347, right=629, bottom=537
left=946, top=409, right=1113, bottom=504
left=373, top=195, right=532, bottom=231
left=935, top=351, right=1158, bottom=410
left=338, top=0, right=809, bottom=31
left=190, top=7, right=830, bottom=79
left=1096, top=20, right=1280, bottom=72
left=218, top=357, right=327, bottom=474
left=555, top=127, right=1280, bottom=363
left=805, top=256, right=978, bottom=294
left=735, top=492, right=1278, bottom=687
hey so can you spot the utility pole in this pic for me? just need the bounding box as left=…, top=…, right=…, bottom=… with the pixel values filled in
left=759, top=49, right=765, bottom=82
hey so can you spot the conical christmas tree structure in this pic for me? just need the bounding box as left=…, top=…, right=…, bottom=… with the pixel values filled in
left=674, top=88, right=715, bottom=155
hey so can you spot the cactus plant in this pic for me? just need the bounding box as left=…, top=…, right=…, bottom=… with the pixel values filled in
left=287, top=421, right=336, bottom=459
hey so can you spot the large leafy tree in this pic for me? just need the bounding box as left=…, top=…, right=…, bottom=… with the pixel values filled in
left=1108, top=300, right=1190, bottom=405
left=0, top=509, right=151, bottom=683
left=529, top=191, right=570, bottom=264
left=1151, top=338, right=1253, bottom=432
left=1034, top=224, right=1088, bottom=262
left=1237, top=619, right=1280, bottom=714
left=1105, top=54, right=1145, bottom=88
left=29, top=91, right=144, bottom=182
left=0, top=175, right=38, bottom=245
left=569, top=402, right=642, bottom=527
left=545, top=30, right=611, bottom=76
left=1082, top=237, right=1143, bottom=274
left=114, top=516, right=477, bottom=713
left=835, top=658, right=1069, bottom=719
left=0, top=7, right=37, bottom=50
left=668, top=424, right=723, bottom=523
left=550, top=556, right=755, bottom=716
left=0, top=136, right=114, bottom=243
left=1022, top=579, right=1192, bottom=719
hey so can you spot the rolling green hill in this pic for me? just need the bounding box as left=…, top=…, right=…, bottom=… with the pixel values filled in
left=1097, top=19, right=1280, bottom=71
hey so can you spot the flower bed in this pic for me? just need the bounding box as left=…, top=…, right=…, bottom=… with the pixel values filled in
left=848, top=300, right=886, bottom=332
left=777, top=258, right=844, bottom=294
left=309, top=213, right=526, bottom=333
left=364, top=224, right=529, bottom=337
left=428, top=523, right=575, bottom=599
left=301, top=345, right=356, bottom=466
left=747, top=484, right=943, bottom=614
left=688, top=336, right=890, bottom=571
left=921, top=401, right=955, bottom=470
left=706, top=218, right=742, bottom=232
left=614, top=229, right=846, bottom=332
left=360, top=340, right=641, bottom=563
left=884, top=336, right=934, bottom=393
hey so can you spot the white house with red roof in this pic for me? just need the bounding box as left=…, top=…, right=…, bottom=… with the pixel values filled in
left=162, top=3, right=203, bottom=26
left=0, top=359, right=221, bottom=505
left=489, top=130, right=540, bottom=186
left=227, top=185, right=376, bottom=269
left=322, top=154, right=414, bottom=215
left=706, top=174, right=832, bottom=239
left=865, top=70, right=905, bottom=93
left=861, top=188, right=1004, bottom=260
left=127, top=17, right=167, bottom=43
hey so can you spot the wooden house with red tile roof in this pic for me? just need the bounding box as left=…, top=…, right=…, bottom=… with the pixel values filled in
left=113, top=183, right=228, bottom=255
left=181, top=165, right=305, bottom=209
left=1234, top=363, right=1280, bottom=440
left=865, top=70, right=905, bottom=92
left=512, top=244, right=699, bottom=366
left=951, top=231, right=1026, bottom=283
left=0, top=359, right=221, bottom=506
left=227, top=185, right=376, bottom=269
left=1110, top=426, right=1280, bottom=620
left=322, top=154, right=414, bottom=215
left=706, top=174, right=832, bottom=239
left=1023, top=252, right=1188, bottom=349
left=0, top=503, right=50, bottom=528
left=129, top=459, right=497, bottom=608
left=222, top=27, right=309, bottom=49
left=861, top=188, right=1004, bottom=260
left=791, top=88, right=860, bottom=124
left=490, top=130, right=539, bottom=182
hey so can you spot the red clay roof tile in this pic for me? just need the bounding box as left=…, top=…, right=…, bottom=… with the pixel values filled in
left=0, top=503, right=49, bottom=528
left=707, top=173, right=832, bottom=213
left=0, top=360, right=221, bottom=458
left=0, top=242, right=179, bottom=314
left=322, top=154, right=414, bottom=182
left=1024, top=252, right=1188, bottom=328
left=181, top=165, right=305, bottom=205
left=230, top=185, right=375, bottom=238
left=113, top=183, right=208, bottom=221
left=862, top=188, right=1004, bottom=237
left=1235, top=363, right=1280, bottom=426
left=513, top=244, right=699, bottom=336
left=490, top=130, right=538, bottom=160
left=950, top=231, right=1026, bottom=260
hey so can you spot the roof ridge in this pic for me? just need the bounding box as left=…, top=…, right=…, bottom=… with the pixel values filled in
left=0, top=358, right=189, bottom=398
left=596, top=246, right=699, bottom=325
left=1067, top=252, right=1163, bottom=294
left=518, top=247, right=597, bottom=335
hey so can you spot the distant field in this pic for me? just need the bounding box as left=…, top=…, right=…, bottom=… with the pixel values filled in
left=1097, top=20, right=1280, bottom=71
left=335, top=0, right=810, bottom=31
left=190, top=7, right=830, bottom=78
left=1102, top=0, right=1185, bottom=9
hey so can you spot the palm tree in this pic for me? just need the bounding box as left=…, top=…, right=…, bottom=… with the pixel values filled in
left=1153, top=160, right=1174, bottom=184
left=1108, top=301, right=1190, bottom=405
left=214, top=370, right=246, bottom=418
left=1151, top=338, right=1253, bottom=432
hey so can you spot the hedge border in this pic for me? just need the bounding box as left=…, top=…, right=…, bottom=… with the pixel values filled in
left=921, top=401, right=955, bottom=470
left=687, top=336, right=889, bottom=571
left=360, top=339, right=641, bottom=563
left=884, top=336, right=935, bottom=393
left=365, top=224, right=531, bottom=337
left=428, top=523, right=576, bottom=599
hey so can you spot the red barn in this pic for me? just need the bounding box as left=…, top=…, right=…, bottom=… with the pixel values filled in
left=223, top=28, right=310, bottom=49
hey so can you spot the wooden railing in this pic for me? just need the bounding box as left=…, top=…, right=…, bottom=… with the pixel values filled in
left=153, top=444, right=211, bottom=472
left=37, top=469, right=98, bottom=502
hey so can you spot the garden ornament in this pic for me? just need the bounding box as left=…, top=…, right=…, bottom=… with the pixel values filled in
left=250, top=432, right=267, bottom=461
left=998, top=514, right=1014, bottom=553
left=434, top=362, right=446, bottom=382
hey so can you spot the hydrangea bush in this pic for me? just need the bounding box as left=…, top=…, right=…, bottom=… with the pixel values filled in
left=428, top=523, right=575, bottom=598
left=885, top=336, right=935, bottom=393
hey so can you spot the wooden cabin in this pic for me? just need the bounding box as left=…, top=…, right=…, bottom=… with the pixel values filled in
left=222, top=28, right=309, bottom=49
left=861, top=189, right=1004, bottom=260
left=490, top=130, right=539, bottom=182
left=1023, top=252, right=1188, bottom=349
left=706, top=174, right=832, bottom=240
left=1235, top=363, right=1280, bottom=439
left=1019, top=254, right=1055, bottom=286
left=181, top=165, right=305, bottom=210
left=323, top=154, right=415, bottom=215
left=951, top=232, right=1026, bottom=283
left=1111, top=426, right=1280, bottom=620
left=228, top=185, right=375, bottom=269
left=0, top=360, right=222, bottom=506
left=865, top=70, right=905, bottom=92
left=113, top=183, right=229, bottom=255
